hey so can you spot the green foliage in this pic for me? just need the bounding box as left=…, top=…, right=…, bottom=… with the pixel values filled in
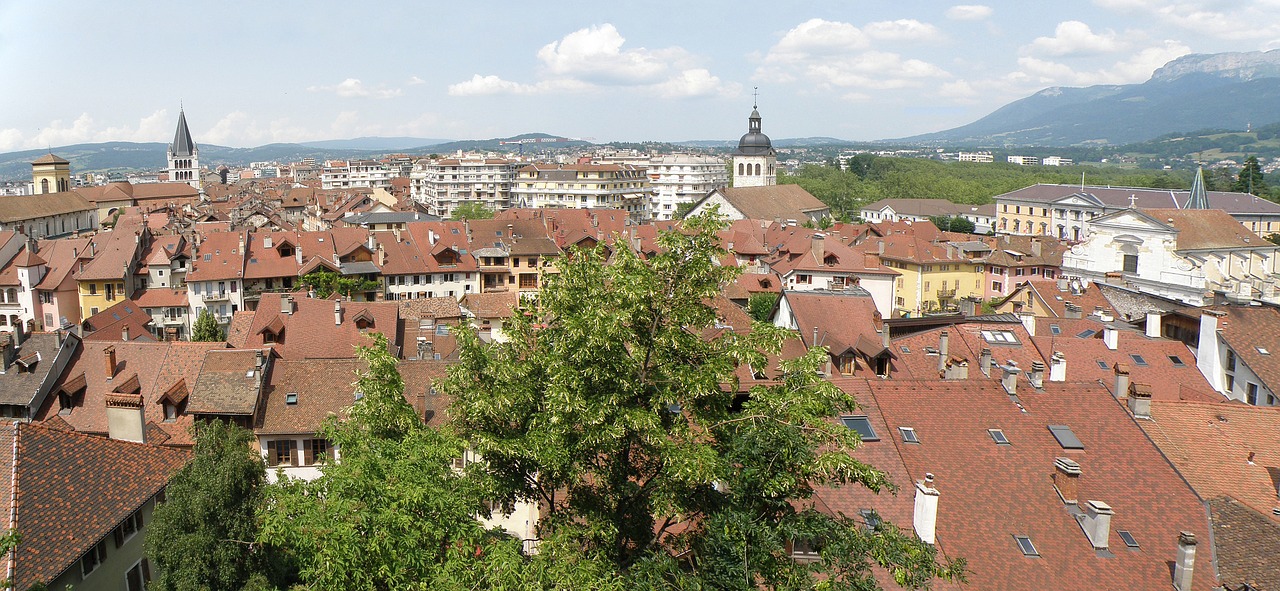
left=1266, top=233, right=1280, bottom=246
left=443, top=210, right=963, bottom=588
left=928, top=215, right=976, bottom=234
left=1234, top=156, right=1269, bottom=196
left=258, top=333, right=491, bottom=591
left=674, top=201, right=699, bottom=219
left=747, top=292, right=779, bottom=323
left=191, top=308, right=225, bottom=342
left=449, top=202, right=496, bottom=221
left=300, top=269, right=381, bottom=299
left=145, top=421, right=285, bottom=591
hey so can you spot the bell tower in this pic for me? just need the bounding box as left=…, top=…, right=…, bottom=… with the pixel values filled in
left=31, top=153, right=71, bottom=194
left=167, top=108, right=201, bottom=191
left=732, top=92, right=776, bottom=188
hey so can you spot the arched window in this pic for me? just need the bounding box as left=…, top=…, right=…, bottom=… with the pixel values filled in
left=40, top=179, right=48, bottom=193
left=1000, top=218, right=1007, bottom=229
left=754, top=163, right=761, bottom=175
left=1013, top=220, right=1021, bottom=232
left=737, top=163, right=744, bottom=175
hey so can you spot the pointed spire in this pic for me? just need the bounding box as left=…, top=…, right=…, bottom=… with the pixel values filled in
left=170, top=108, right=196, bottom=157
left=1185, top=166, right=1209, bottom=209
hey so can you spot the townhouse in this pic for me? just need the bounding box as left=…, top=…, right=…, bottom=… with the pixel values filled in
left=74, top=220, right=148, bottom=320
left=876, top=234, right=985, bottom=316
left=859, top=198, right=996, bottom=234
left=465, top=218, right=558, bottom=295
left=185, top=231, right=248, bottom=324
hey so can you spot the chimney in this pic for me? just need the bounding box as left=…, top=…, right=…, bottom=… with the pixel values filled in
left=1056, top=277, right=1068, bottom=292
left=1031, top=238, right=1042, bottom=257
left=264, top=235, right=273, bottom=248
left=1000, top=362, right=1020, bottom=394
left=937, top=331, right=949, bottom=373
left=1081, top=500, right=1113, bottom=550
left=1128, top=383, right=1152, bottom=419
left=295, top=244, right=303, bottom=265
left=980, top=348, right=993, bottom=377
left=1029, top=361, right=1045, bottom=389
left=280, top=294, right=292, bottom=315
left=104, top=345, right=117, bottom=379
left=1173, top=532, right=1197, bottom=591
left=255, top=349, right=266, bottom=369
left=1113, top=363, right=1130, bottom=400
left=864, top=251, right=880, bottom=269
left=377, top=244, right=386, bottom=267
left=12, top=321, right=25, bottom=348
left=334, top=301, right=343, bottom=325
left=237, top=232, right=245, bottom=254
left=1019, top=312, right=1036, bottom=336
left=1196, top=311, right=1226, bottom=392
left=1142, top=310, right=1163, bottom=338
left=121, top=324, right=129, bottom=342
left=877, top=240, right=885, bottom=255
left=811, top=233, right=826, bottom=263
left=367, top=233, right=376, bottom=251
left=1102, top=325, right=1119, bottom=350
left=105, top=392, right=146, bottom=443
left=55, top=330, right=63, bottom=347
left=913, top=473, right=939, bottom=545
left=1053, top=457, right=1081, bottom=504
left=1064, top=303, right=1083, bottom=319
left=881, top=327, right=891, bottom=349
left=0, top=335, right=13, bottom=373
left=1049, top=351, right=1067, bottom=382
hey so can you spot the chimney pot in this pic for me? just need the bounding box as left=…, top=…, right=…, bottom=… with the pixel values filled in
left=1173, top=531, right=1198, bottom=591
left=121, top=325, right=129, bottom=342
left=1128, top=383, right=1152, bottom=419
left=334, top=301, right=343, bottom=325
left=1049, top=351, right=1067, bottom=382
left=1053, top=457, right=1081, bottom=504
left=104, top=345, right=117, bottom=379
left=980, top=348, right=993, bottom=377
left=937, top=330, right=950, bottom=373
left=1029, top=361, right=1045, bottom=389
left=1001, top=362, right=1020, bottom=394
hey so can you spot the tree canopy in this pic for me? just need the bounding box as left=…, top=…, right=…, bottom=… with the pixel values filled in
left=191, top=308, right=225, bottom=342
left=449, top=202, right=496, bottom=220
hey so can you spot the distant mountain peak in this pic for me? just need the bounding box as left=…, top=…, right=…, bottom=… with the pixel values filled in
left=1150, top=49, right=1280, bottom=83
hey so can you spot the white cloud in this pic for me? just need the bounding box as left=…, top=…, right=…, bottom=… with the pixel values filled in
left=1093, top=0, right=1280, bottom=40
left=1024, top=21, right=1126, bottom=56
left=939, top=79, right=979, bottom=98
left=407, top=76, right=426, bottom=85
left=865, top=19, right=942, bottom=41
left=756, top=20, right=951, bottom=91
left=448, top=23, right=729, bottom=99
left=1013, top=39, right=1190, bottom=85
left=0, top=110, right=177, bottom=151
left=946, top=4, right=993, bottom=20
left=307, top=78, right=403, bottom=99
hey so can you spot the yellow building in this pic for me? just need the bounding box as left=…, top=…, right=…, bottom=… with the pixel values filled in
left=31, top=153, right=71, bottom=195
left=878, top=235, right=985, bottom=316
left=74, top=222, right=146, bottom=319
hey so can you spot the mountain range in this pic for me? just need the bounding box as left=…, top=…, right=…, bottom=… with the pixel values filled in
left=900, top=50, right=1280, bottom=147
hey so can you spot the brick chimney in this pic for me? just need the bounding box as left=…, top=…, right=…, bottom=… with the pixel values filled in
left=1081, top=500, right=1113, bottom=550
left=864, top=251, right=880, bottom=269
left=104, top=345, right=117, bottom=380
left=1049, top=351, right=1067, bottom=382
left=980, top=348, right=993, bottom=377
left=1000, top=361, right=1019, bottom=394
left=1113, top=363, right=1130, bottom=400
left=913, top=473, right=939, bottom=545
left=1029, top=361, right=1045, bottom=389
left=1053, top=457, right=1081, bottom=504
left=1128, top=383, right=1152, bottom=419
left=1103, top=324, right=1119, bottom=350
left=937, top=330, right=949, bottom=373
left=1173, top=532, right=1197, bottom=591
left=811, top=233, right=825, bottom=263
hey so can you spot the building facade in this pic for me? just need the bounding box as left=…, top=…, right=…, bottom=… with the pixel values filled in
left=411, top=156, right=517, bottom=218
left=167, top=109, right=201, bottom=191
left=647, top=154, right=729, bottom=221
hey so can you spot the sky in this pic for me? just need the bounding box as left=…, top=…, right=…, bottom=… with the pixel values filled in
left=2, top=0, right=1279, bottom=150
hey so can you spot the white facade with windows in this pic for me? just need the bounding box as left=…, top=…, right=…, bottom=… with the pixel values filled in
left=383, top=271, right=478, bottom=301
left=411, top=156, right=517, bottom=218
left=511, top=164, right=651, bottom=220
left=647, top=154, right=728, bottom=220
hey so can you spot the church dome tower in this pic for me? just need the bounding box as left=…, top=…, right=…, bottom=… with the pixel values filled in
left=732, top=102, right=776, bottom=188
left=167, top=108, right=201, bottom=191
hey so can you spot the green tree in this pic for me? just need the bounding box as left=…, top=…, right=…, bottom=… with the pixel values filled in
left=747, top=292, right=779, bottom=323
left=1266, top=233, right=1280, bottom=246
left=300, top=269, right=381, bottom=299
left=145, top=421, right=285, bottom=591
left=444, top=210, right=963, bottom=588
left=449, top=202, right=495, bottom=220
left=191, top=308, right=225, bottom=342
left=258, top=334, right=494, bottom=591
left=928, top=215, right=976, bottom=234
left=1234, top=156, right=1268, bottom=196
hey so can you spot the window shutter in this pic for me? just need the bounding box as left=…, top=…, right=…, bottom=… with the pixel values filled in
left=266, top=440, right=278, bottom=466
left=142, top=558, right=152, bottom=582
left=303, top=441, right=314, bottom=466
left=135, top=509, right=143, bottom=529
left=114, top=526, right=125, bottom=548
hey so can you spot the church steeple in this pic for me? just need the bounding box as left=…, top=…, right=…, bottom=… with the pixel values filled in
left=732, top=93, right=776, bottom=188
left=167, top=108, right=201, bottom=191
left=1184, top=166, right=1209, bottom=209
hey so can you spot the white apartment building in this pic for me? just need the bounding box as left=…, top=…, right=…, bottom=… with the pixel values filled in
left=957, top=152, right=993, bottom=163
left=646, top=154, right=729, bottom=221
left=1041, top=156, right=1073, bottom=166
left=411, top=156, right=517, bottom=218
left=322, top=160, right=393, bottom=190
left=511, top=163, right=651, bottom=220
left=1007, top=155, right=1040, bottom=166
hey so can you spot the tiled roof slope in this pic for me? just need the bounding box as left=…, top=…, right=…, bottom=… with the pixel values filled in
left=1143, top=208, right=1266, bottom=250
left=1207, top=497, right=1280, bottom=591
left=238, top=293, right=400, bottom=360
left=1140, top=401, right=1280, bottom=523
left=717, top=185, right=828, bottom=221
left=1029, top=328, right=1221, bottom=402
left=258, top=358, right=452, bottom=435
left=4, top=422, right=187, bottom=590
left=868, top=379, right=1215, bottom=590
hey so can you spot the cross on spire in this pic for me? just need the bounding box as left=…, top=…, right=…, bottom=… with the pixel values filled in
left=1128, top=194, right=1137, bottom=208
left=752, top=87, right=758, bottom=109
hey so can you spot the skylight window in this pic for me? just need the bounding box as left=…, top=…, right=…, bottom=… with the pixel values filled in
left=1015, top=535, right=1040, bottom=557
left=1096, top=360, right=1109, bottom=370
left=1258, top=347, right=1271, bottom=355
left=900, top=346, right=911, bottom=354
left=981, top=330, right=1019, bottom=344
left=899, top=427, right=919, bottom=444
left=1049, top=324, right=1061, bottom=335
left=1048, top=425, right=1084, bottom=450
left=1129, top=354, right=1148, bottom=367
left=841, top=416, right=878, bottom=441
left=285, top=392, right=298, bottom=405
left=1168, top=355, right=1185, bottom=367
left=988, top=429, right=1010, bottom=445
left=1076, top=329, right=1096, bottom=339
left=1117, top=530, right=1139, bottom=548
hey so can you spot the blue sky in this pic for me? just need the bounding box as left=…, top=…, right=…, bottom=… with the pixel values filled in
left=2, top=0, right=1278, bottom=149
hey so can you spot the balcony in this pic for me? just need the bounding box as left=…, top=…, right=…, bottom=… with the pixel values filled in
left=936, top=289, right=957, bottom=300
left=202, top=291, right=231, bottom=301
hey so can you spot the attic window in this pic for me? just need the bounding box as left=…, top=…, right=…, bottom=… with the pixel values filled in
left=1076, top=329, right=1096, bottom=339
left=1049, top=324, right=1061, bottom=335
left=1048, top=424, right=1084, bottom=450
left=1129, top=354, right=1148, bottom=367
left=899, top=427, right=919, bottom=444
left=285, top=392, right=298, bottom=405
left=981, top=330, right=1018, bottom=344
left=900, top=346, right=910, bottom=354
left=1015, top=535, right=1040, bottom=557
left=1095, top=360, right=1109, bottom=370
left=204, top=254, right=212, bottom=261
left=988, top=429, right=1010, bottom=445
left=841, top=416, right=878, bottom=441
left=1258, top=347, right=1271, bottom=355
left=859, top=509, right=881, bottom=531
left=1117, top=530, right=1139, bottom=548
left=1168, top=355, right=1185, bottom=367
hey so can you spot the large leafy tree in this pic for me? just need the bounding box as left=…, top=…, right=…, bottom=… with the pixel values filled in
left=191, top=308, right=225, bottom=342
left=1234, top=156, right=1268, bottom=196
left=444, top=211, right=963, bottom=589
left=449, top=202, right=496, bottom=220
left=145, top=421, right=284, bottom=591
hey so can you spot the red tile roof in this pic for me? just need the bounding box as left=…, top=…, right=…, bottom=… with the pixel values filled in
left=237, top=293, right=400, bottom=360
left=2, top=421, right=188, bottom=590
